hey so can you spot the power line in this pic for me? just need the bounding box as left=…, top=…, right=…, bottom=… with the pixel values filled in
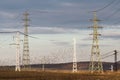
left=0, top=36, right=13, bottom=48
left=95, top=0, right=117, bottom=12
left=112, top=14, right=120, bottom=25
left=116, top=50, right=120, bottom=53
left=103, top=0, right=120, bottom=20
left=101, top=50, right=114, bottom=57
left=104, top=8, right=120, bottom=20
left=100, top=0, right=120, bottom=24
left=102, top=54, right=114, bottom=59
left=0, top=31, right=38, bottom=39
left=101, top=50, right=120, bottom=59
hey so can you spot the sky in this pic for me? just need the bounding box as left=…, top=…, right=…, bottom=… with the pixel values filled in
left=0, top=0, right=120, bottom=65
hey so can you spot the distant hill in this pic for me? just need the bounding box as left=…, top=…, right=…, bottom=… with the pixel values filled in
left=31, top=61, right=120, bottom=71
left=0, top=61, right=120, bottom=71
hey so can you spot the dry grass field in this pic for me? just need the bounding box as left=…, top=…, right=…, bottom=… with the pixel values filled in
left=0, top=70, right=120, bottom=80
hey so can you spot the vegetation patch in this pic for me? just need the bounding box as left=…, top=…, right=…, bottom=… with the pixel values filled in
left=0, top=70, right=119, bottom=80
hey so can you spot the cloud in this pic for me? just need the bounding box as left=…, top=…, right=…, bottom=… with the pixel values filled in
left=0, top=11, right=21, bottom=30
left=59, top=2, right=82, bottom=7
left=0, top=11, right=17, bottom=19
left=0, top=0, right=120, bottom=63
left=52, top=41, right=70, bottom=46
left=101, top=25, right=120, bottom=40
left=0, top=22, right=21, bottom=28
left=29, top=26, right=80, bottom=34
left=0, top=0, right=119, bottom=34
left=103, top=32, right=120, bottom=40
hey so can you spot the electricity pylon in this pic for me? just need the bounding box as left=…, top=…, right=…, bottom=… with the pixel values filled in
left=42, top=56, right=45, bottom=71
left=9, top=31, right=21, bottom=71
left=73, top=38, right=77, bottom=72
left=10, top=31, right=21, bottom=71
left=15, top=32, right=21, bottom=71
left=22, top=11, right=30, bottom=69
left=89, top=11, right=103, bottom=73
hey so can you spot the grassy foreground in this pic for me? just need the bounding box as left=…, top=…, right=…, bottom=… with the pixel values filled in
left=0, top=70, right=120, bottom=80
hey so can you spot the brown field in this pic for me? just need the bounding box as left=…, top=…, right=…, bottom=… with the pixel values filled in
left=0, top=70, right=120, bottom=80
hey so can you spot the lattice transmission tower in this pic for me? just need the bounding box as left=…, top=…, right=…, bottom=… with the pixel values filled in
left=10, top=31, right=21, bottom=71
left=22, top=11, right=30, bottom=69
left=89, top=11, right=103, bottom=73
left=73, top=38, right=77, bottom=72
left=15, top=32, right=21, bottom=71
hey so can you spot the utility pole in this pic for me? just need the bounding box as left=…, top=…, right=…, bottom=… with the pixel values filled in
left=42, top=64, right=45, bottom=71
left=89, top=11, right=103, bottom=73
left=42, top=56, right=45, bottom=71
left=22, top=11, right=30, bottom=70
left=111, top=65, right=113, bottom=72
left=73, top=38, right=77, bottom=72
left=114, top=50, right=117, bottom=71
